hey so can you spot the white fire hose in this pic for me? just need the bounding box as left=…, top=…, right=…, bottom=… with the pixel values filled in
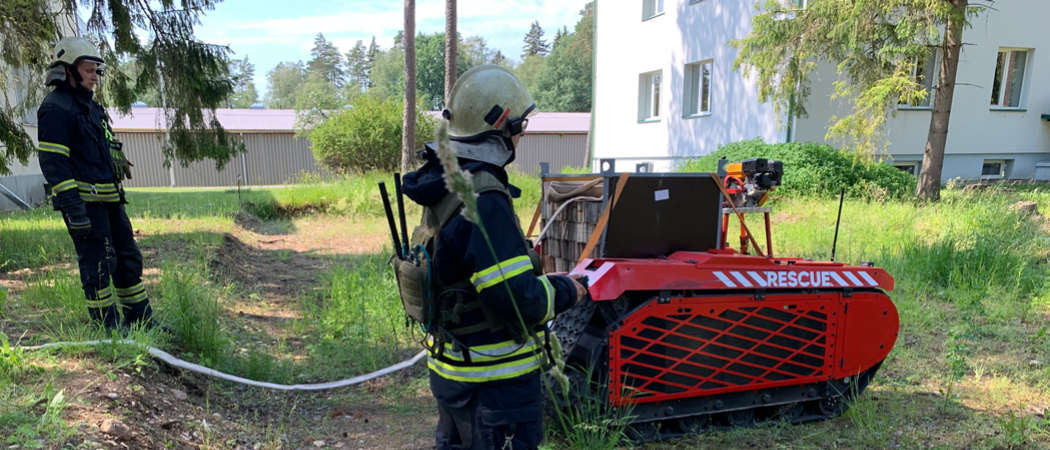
left=19, top=340, right=426, bottom=391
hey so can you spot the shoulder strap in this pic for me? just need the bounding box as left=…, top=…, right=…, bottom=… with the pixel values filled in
left=429, top=170, right=512, bottom=229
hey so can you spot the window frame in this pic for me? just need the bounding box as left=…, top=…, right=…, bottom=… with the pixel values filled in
left=683, top=60, right=713, bottom=118
left=892, top=162, right=919, bottom=177
left=990, top=48, right=1032, bottom=110
left=899, top=50, right=940, bottom=110
left=981, top=159, right=1007, bottom=180
left=638, top=70, right=663, bottom=122
left=642, top=0, right=665, bottom=20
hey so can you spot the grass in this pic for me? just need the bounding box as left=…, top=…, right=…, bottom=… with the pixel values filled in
left=1, top=174, right=1049, bottom=448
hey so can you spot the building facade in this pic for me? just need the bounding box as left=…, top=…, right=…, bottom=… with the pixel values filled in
left=592, top=0, right=1050, bottom=181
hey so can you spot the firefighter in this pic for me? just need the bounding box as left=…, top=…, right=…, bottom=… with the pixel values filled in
left=37, top=36, right=155, bottom=332
left=402, top=65, right=587, bottom=450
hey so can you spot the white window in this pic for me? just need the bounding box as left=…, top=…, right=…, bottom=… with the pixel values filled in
left=893, top=163, right=919, bottom=176
left=643, top=0, right=665, bottom=20
left=638, top=71, right=662, bottom=121
left=990, top=49, right=1031, bottom=108
left=981, top=160, right=1006, bottom=179
left=684, top=60, right=712, bottom=116
left=900, top=51, right=939, bottom=109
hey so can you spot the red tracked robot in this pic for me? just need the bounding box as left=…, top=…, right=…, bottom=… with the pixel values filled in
left=533, top=160, right=899, bottom=440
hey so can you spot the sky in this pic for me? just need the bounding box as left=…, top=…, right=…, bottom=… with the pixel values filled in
left=190, top=0, right=593, bottom=99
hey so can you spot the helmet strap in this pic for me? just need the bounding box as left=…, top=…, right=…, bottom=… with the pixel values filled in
left=66, top=63, right=84, bottom=85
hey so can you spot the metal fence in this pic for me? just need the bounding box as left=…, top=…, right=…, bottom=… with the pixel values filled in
left=118, top=132, right=319, bottom=188
left=116, top=131, right=588, bottom=187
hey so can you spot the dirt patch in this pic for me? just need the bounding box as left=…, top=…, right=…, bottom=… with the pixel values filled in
left=209, top=233, right=328, bottom=304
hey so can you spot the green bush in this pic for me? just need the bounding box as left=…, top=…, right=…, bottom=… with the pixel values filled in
left=677, top=139, right=917, bottom=200
left=308, top=96, right=437, bottom=172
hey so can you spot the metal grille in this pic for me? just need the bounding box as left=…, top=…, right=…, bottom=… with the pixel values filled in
left=610, top=297, right=834, bottom=406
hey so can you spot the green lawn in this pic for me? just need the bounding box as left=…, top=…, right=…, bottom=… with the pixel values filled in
left=1, top=177, right=1048, bottom=449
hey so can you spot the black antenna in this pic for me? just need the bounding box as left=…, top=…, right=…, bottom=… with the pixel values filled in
left=378, top=181, right=403, bottom=259
left=830, top=188, right=845, bottom=262
left=394, top=173, right=410, bottom=257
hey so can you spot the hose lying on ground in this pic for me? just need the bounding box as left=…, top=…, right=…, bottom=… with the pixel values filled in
left=18, top=340, right=427, bottom=391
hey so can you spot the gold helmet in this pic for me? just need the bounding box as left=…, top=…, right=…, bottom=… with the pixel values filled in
left=441, top=65, right=537, bottom=166
left=47, top=37, right=104, bottom=86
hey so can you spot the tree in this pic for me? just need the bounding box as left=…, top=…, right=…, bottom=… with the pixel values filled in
left=228, top=56, right=259, bottom=108
left=445, top=0, right=457, bottom=104
left=492, top=50, right=509, bottom=68
left=534, top=3, right=593, bottom=112
left=307, top=33, right=346, bottom=88
left=514, top=55, right=547, bottom=99
left=732, top=0, right=988, bottom=201
left=0, top=0, right=243, bottom=174
left=308, top=95, right=436, bottom=172
left=265, top=61, right=306, bottom=109
left=294, top=71, right=343, bottom=131
left=461, top=36, right=494, bottom=68
left=346, top=40, right=369, bottom=89
left=521, top=21, right=550, bottom=58
left=403, top=0, right=418, bottom=173
left=369, top=46, right=405, bottom=101
left=366, top=37, right=381, bottom=89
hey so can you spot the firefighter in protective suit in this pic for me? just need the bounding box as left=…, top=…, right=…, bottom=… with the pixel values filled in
left=37, top=37, right=155, bottom=332
left=401, top=65, right=587, bottom=450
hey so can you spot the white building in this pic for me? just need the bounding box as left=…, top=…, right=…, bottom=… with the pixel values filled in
left=592, top=0, right=1050, bottom=181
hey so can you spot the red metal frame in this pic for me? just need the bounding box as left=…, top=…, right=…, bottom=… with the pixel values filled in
left=606, top=290, right=898, bottom=407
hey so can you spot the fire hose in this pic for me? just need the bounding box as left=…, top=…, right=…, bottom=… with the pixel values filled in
left=18, top=340, right=426, bottom=391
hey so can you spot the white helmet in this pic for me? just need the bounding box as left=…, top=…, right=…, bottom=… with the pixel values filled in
left=441, top=65, right=537, bottom=166
left=47, top=37, right=104, bottom=86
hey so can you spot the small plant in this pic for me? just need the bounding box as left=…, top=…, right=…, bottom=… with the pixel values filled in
left=0, top=332, right=28, bottom=380
left=997, top=411, right=1036, bottom=449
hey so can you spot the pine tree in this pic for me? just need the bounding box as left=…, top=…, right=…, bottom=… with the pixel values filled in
left=492, top=50, right=508, bottom=67
left=366, top=37, right=381, bottom=88
left=307, top=33, right=346, bottom=88
left=521, top=21, right=550, bottom=58
left=346, top=40, right=368, bottom=90
left=0, top=0, right=244, bottom=173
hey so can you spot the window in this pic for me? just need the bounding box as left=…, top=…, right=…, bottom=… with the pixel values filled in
left=893, top=163, right=919, bottom=176
left=990, top=49, right=1031, bottom=108
left=900, top=51, right=938, bottom=108
left=684, top=61, right=712, bottom=116
left=643, top=0, right=665, bottom=20
left=981, top=160, right=1006, bottom=179
left=638, top=71, right=662, bottom=121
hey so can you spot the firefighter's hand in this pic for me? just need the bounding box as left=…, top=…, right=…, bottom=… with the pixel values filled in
left=567, top=274, right=588, bottom=304
left=59, top=198, right=91, bottom=238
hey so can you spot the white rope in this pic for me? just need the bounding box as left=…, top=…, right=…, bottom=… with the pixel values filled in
left=18, top=340, right=427, bottom=391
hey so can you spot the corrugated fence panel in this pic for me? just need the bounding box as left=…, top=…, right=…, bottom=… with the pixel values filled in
left=510, top=133, right=589, bottom=174
left=243, top=134, right=320, bottom=185
left=117, top=132, right=170, bottom=188
left=173, top=157, right=243, bottom=187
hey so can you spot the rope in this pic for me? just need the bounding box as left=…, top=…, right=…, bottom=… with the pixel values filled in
left=18, top=340, right=427, bottom=391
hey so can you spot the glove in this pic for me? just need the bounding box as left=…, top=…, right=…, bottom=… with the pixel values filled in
left=110, top=140, right=133, bottom=180
left=58, top=196, right=92, bottom=238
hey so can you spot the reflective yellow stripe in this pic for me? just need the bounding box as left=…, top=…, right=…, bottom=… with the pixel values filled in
left=427, top=354, right=543, bottom=382
left=439, top=332, right=546, bottom=363
left=540, top=276, right=556, bottom=322
left=79, top=192, right=120, bottom=202
left=86, top=297, right=115, bottom=308
left=53, top=179, right=77, bottom=194
left=118, top=291, right=148, bottom=305
left=76, top=181, right=119, bottom=192
left=115, top=283, right=145, bottom=296
left=470, top=255, right=533, bottom=292
left=38, top=142, right=70, bottom=157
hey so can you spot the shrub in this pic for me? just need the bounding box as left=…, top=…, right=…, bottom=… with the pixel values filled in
left=677, top=139, right=917, bottom=200
left=308, top=96, right=437, bottom=172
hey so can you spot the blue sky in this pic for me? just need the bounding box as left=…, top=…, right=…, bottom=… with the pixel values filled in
left=191, top=0, right=593, bottom=98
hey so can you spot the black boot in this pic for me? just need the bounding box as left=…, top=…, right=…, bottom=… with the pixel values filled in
left=122, top=299, right=168, bottom=332
left=88, top=304, right=124, bottom=334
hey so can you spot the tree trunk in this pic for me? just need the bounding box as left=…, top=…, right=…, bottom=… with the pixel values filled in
left=916, top=0, right=967, bottom=201
left=444, top=0, right=457, bottom=106
left=402, top=0, right=417, bottom=174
